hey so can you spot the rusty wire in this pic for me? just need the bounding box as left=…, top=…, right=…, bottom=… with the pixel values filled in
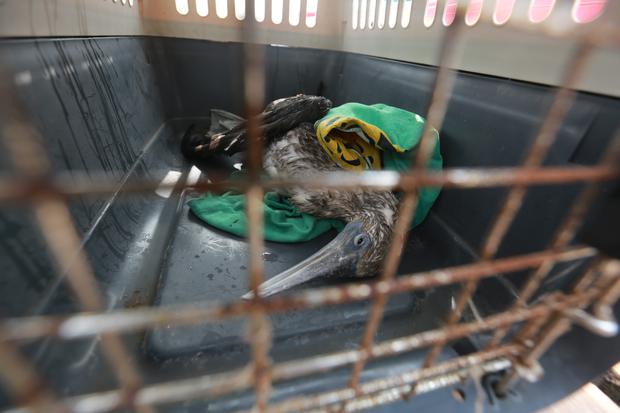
left=327, top=359, right=511, bottom=413
left=345, top=7, right=465, bottom=396
left=592, top=259, right=620, bottom=321
left=528, top=261, right=611, bottom=358
left=0, top=245, right=595, bottom=342
left=241, top=4, right=273, bottom=410
left=416, top=36, right=599, bottom=384
left=0, top=330, right=67, bottom=413
left=0, top=277, right=601, bottom=413
left=0, top=346, right=516, bottom=413
left=484, top=133, right=620, bottom=350
left=0, top=3, right=619, bottom=413
left=262, top=346, right=519, bottom=413
left=494, top=257, right=619, bottom=395
left=0, top=165, right=617, bottom=204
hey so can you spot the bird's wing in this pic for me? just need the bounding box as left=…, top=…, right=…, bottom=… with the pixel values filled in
left=183, top=95, right=332, bottom=159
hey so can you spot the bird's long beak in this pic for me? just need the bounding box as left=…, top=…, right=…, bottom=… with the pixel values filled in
left=242, top=221, right=367, bottom=299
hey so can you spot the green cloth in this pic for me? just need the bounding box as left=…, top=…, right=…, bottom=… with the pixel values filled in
left=316, top=103, right=442, bottom=227
left=189, top=103, right=443, bottom=242
left=189, top=192, right=345, bottom=242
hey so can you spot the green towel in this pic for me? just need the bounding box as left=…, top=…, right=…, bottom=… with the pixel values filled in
left=315, top=103, right=442, bottom=228
left=189, top=103, right=442, bottom=242
left=189, top=192, right=345, bottom=242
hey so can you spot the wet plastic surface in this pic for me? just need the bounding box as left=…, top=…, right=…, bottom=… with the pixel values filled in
left=0, top=36, right=619, bottom=412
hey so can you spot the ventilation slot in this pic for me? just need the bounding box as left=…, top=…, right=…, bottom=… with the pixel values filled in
left=443, top=0, right=457, bottom=26
left=368, top=0, right=377, bottom=29
left=401, top=0, right=413, bottom=28
left=256, top=0, right=266, bottom=22
left=109, top=0, right=135, bottom=6
left=215, top=0, right=228, bottom=18
left=196, top=0, right=209, bottom=17
left=289, top=0, right=301, bottom=26
left=235, top=0, right=246, bottom=20
left=272, top=0, right=284, bottom=24
left=424, top=0, right=438, bottom=27
left=360, top=0, right=368, bottom=29
left=175, top=0, right=190, bottom=15
left=306, top=0, right=318, bottom=28
left=465, top=0, right=483, bottom=26
left=388, top=0, right=399, bottom=29
left=572, top=0, right=607, bottom=23
left=493, top=0, right=515, bottom=25
left=529, top=0, right=556, bottom=23
left=378, top=0, right=388, bottom=28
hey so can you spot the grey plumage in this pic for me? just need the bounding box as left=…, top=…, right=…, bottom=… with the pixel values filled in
left=264, top=123, right=398, bottom=277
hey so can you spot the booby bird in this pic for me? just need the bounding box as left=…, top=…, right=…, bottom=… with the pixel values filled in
left=182, top=95, right=398, bottom=298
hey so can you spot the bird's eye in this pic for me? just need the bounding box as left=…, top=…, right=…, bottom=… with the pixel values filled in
left=353, top=234, right=369, bottom=248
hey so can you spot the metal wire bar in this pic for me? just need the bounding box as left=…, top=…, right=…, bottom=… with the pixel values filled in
left=344, top=192, right=417, bottom=391
left=485, top=134, right=620, bottom=349
left=346, top=7, right=465, bottom=394
left=0, top=330, right=67, bottom=413
left=494, top=318, right=570, bottom=397
left=4, top=259, right=600, bottom=413
left=241, top=5, right=273, bottom=410
left=0, top=273, right=601, bottom=413
left=529, top=260, right=611, bottom=351
left=0, top=62, right=153, bottom=413
left=1, top=347, right=515, bottom=413
left=568, top=258, right=618, bottom=307
left=494, top=258, right=617, bottom=395
left=571, top=257, right=603, bottom=293
left=1, top=245, right=595, bottom=342
left=593, top=259, right=620, bottom=321
left=492, top=262, right=603, bottom=396
left=246, top=182, right=273, bottom=411
left=418, top=37, right=597, bottom=375
left=338, top=360, right=511, bottom=413
left=0, top=165, right=617, bottom=203
left=0, top=7, right=617, bottom=413
left=507, top=137, right=620, bottom=304
left=263, top=346, right=520, bottom=413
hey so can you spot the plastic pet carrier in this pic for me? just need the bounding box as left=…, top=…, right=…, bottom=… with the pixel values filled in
left=0, top=1, right=619, bottom=412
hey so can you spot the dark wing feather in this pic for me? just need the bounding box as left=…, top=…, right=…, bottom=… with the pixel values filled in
left=181, top=95, right=332, bottom=160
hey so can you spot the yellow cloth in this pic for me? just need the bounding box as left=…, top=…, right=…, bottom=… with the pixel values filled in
left=315, top=117, right=394, bottom=171
left=315, top=103, right=433, bottom=172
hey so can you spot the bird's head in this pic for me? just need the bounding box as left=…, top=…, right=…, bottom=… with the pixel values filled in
left=351, top=194, right=399, bottom=277
left=243, top=191, right=398, bottom=299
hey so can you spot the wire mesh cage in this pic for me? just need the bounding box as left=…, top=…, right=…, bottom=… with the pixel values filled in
left=0, top=0, right=619, bottom=412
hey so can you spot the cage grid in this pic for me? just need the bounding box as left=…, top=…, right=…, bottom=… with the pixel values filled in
left=0, top=1, right=619, bottom=413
